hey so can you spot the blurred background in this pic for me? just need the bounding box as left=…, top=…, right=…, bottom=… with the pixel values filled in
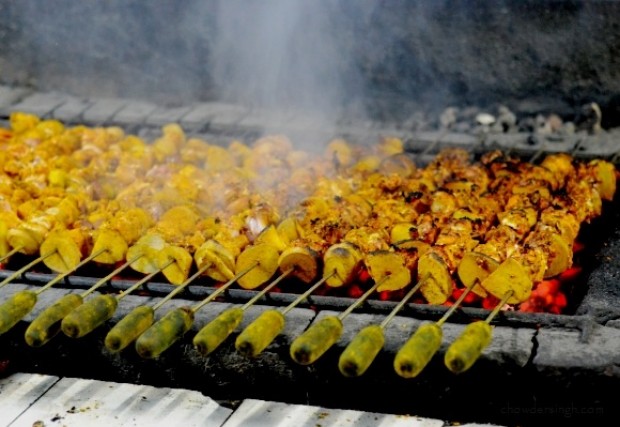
left=1, top=0, right=620, bottom=126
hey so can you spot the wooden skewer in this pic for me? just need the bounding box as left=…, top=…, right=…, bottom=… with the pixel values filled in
left=282, top=271, right=335, bottom=316
left=338, top=276, right=428, bottom=377
left=0, top=250, right=56, bottom=289
left=0, top=246, right=23, bottom=264
left=34, top=248, right=109, bottom=296
left=24, top=253, right=157, bottom=347
left=116, top=256, right=169, bottom=300
left=77, top=253, right=144, bottom=299
left=235, top=270, right=336, bottom=358
left=289, top=274, right=389, bottom=366
left=0, top=248, right=107, bottom=336
left=132, top=262, right=260, bottom=359
left=444, top=289, right=514, bottom=374
left=57, top=255, right=177, bottom=340
left=392, top=279, right=478, bottom=379
left=192, top=267, right=294, bottom=356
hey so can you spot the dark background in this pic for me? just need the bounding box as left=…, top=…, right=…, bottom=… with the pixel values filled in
left=1, top=1, right=620, bottom=123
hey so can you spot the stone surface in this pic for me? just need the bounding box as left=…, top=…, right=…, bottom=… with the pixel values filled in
left=180, top=102, right=249, bottom=131
left=7, top=92, right=68, bottom=118
left=0, top=85, right=30, bottom=113
left=1, top=373, right=512, bottom=427
left=112, top=101, right=159, bottom=124
left=51, top=96, right=94, bottom=122
left=145, top=105, right=194, bottom=126
left=534, top=325, right=620, bottom=376
left=0, top=373, right=60, bottom=426
left=81, top=98, right=128, bottom=124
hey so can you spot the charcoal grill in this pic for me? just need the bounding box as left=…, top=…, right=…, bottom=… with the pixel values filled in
left=3, top=2, right=620, bottom=426
left=0, top=87, right=619, bottom=427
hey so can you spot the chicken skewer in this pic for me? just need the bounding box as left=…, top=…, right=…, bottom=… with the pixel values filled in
left=18, top=205, right=157, bottom=344
left=231, top=183, right=415, bottom=359
left=191, top=267, right=294, bottom=357
left=392, top=253, right=499, bottom=378
left=289, top=275, right=390, bottom=366
left=0, top=196, right=84, bottom=288
left=56, top=146, right=323, bottom=350
left=231, top=220, right=360, bottom=359
left=443, top=218, right=598, bottom=373
left=444, top=270, right=523, bottom=374
left=337, top=276, right=427, bottom=377
left=338, top=207, right=502, bottom=378
left=346, top=153, right=608, bottom=378
left=283, top=150, right=507, bottom=366
left=0, top=212, right=165, bottom=317
left=234, top=271, right=335, bottom=358
left=133, top=261, right=260, bottom=359
left=332, top=154, right=520, bottom=376
left=0, top=245, right=107, bottom=335
left=59, top=257, right=177, bottom=340
left=442, top=157, right=616, bottom=374
left=24, top=253, right=149, bottom=347
left=102, top=263, right=214, bottom=353
left=191, top=217, right=334, bottom=357
left=54, top=201, right=241, bottom=343
left=189, top=219, right=323, bottom=357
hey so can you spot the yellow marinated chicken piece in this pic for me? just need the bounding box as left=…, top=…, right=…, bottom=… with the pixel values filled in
left=0, top=211, right=21, bottom=258
left=9, top=112, right=40, bottom=133
left=204, top=144, right=236, bottom=171
left=110, top=207, right=154, bottom=246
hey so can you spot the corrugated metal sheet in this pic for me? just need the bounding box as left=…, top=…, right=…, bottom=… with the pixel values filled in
left=0, top=374, right=505, bottom=427
left=0, top=374, right=232, bottom=427
left=221, top=399, right=445, bottom=427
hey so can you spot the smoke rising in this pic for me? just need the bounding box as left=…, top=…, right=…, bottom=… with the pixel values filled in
left=210, top=0, right=367, bottom=123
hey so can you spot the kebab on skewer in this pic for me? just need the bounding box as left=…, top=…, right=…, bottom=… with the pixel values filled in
left=102, top=135, right=345, bottom=355
left=443, top=154, right=616, bottom=374
left=234, top=149, right=489, bottom=360
left=135, top=137, right=417, bottom=358
left=231, top=144, right=422, bottom=358
left=32, top=131, right=326, bottom=345
left=0, top=113, right=616, bottom=368
left=133, top=140, right=380, bottom=358
left=22, top=206, right=155, bottom=345
left=334, top=150, right=543, bottom=376
left=394, top=150, right=616, bottom=378
left=288, top=149, right=513, bottom=366
left=63, top=200, right=271, bottom=345
left=391, top=153, right=580, bottom=376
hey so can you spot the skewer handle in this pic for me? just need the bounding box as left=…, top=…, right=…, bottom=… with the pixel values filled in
left=338, top=325, right=385, bottom=378
left=135, top=307, right=194, bottom=359
left=444, top=321, right=492, bottom=374
left=290, top=315, right=343, bottom=365
left=104, top=306, right=154, bottom=353
left=61, top=294, right=118, bottom=338
left=393, top=322, right=443, bottom=378
left=0, top=290, right=37, bottom=335
left=193, top=307, right=244, bottom=356
left=235, top=309, right=285, bottom=358
left=25, top=293, right=83, bottom=347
